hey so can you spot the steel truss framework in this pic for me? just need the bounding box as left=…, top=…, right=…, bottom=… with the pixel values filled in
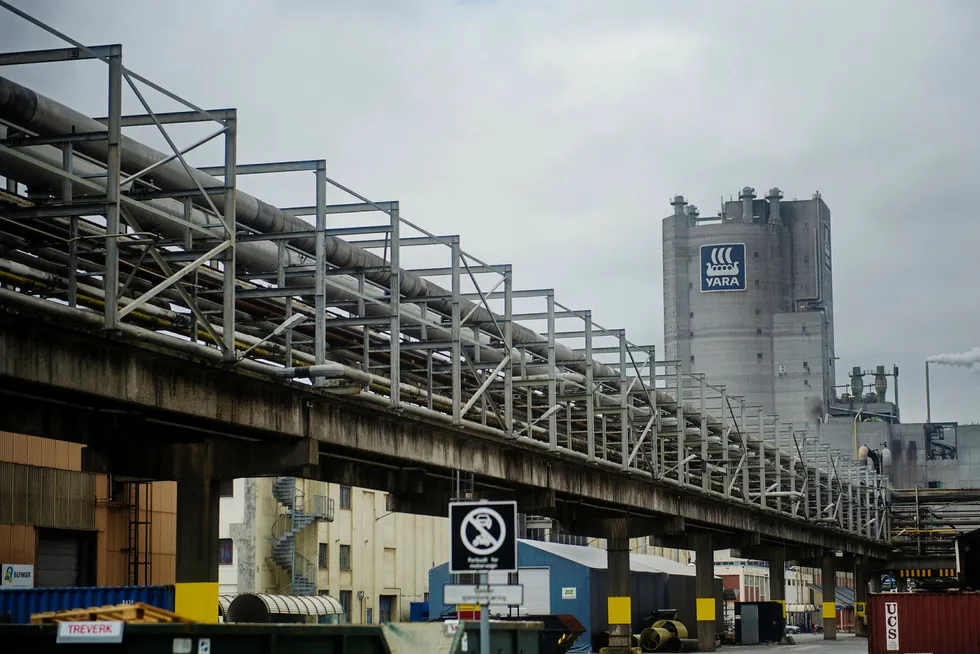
left=0, top=5, right=889, bottom=545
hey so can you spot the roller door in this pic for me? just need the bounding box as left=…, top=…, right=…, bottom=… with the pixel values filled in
left=34, top=529, right=94, bottom=587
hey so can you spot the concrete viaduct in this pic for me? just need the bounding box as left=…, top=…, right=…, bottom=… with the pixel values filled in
left=0, top=301, right=890, bottom=648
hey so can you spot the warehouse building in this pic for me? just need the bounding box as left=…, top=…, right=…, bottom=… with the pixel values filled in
left=428, top=539, right=722, bottom=652
left=0, top=431, right=176, bottom=588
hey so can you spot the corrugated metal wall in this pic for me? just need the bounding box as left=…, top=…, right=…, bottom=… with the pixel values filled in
left=0, top=432, right=177, bottom=586
left=869, top=592, right=980, bottom=654
left=0, top=461, right=95, bottom=530
left=0, top=432, right=83, bottom=471
left=0, top=524, right=36, bottom=563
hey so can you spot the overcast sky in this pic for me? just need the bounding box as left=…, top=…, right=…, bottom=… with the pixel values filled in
left=2, top=0, right=978, bottom=423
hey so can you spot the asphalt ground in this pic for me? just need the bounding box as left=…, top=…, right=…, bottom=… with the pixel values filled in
left=723, top=632, right=867, bottom=653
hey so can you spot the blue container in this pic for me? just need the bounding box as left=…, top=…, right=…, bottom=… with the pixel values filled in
left=409, top=601, right=429, bottom=622
left=0, top=585, right=175, bottom=624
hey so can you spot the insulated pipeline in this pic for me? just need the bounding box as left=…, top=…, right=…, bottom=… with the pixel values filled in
left=0, top=76, right=618, bottom=381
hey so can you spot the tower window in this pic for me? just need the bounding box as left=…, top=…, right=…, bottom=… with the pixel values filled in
left=757, top=353, right=763, bottom=360
left=802, top=324, right=807, bottom=333
left=756, top=328, right=762, bottom=335
left=804, top=255, right=809, bottom=263
left=689, top=331, right=694, bottom=338
left=690, top=355, right=695, bottom=363
left=803, top=361, right=809, bottom=369
left=688, top=282, right=693, bottom=289
left=754, top=251, right=759, bottom=258
left=755, top=309, right=761, bottom=315
left=754, top=279, right=760, bottom=288
left=689, top=312, right=694, bottom=319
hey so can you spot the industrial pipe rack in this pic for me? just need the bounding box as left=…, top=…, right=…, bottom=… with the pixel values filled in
left=0, top=4, right=889, bottom=544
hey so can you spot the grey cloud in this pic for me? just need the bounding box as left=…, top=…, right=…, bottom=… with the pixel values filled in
left=2, top=0, right=977, bottom=422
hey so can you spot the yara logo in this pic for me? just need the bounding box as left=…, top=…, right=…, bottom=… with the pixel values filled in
left=705, top=246, right=739, bottom=277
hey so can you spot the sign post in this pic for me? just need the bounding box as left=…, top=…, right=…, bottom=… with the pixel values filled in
left=448, top=500, right=518, bottom=653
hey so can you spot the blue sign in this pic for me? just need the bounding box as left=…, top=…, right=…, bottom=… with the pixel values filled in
left=700, top=243, right=746, bottom=292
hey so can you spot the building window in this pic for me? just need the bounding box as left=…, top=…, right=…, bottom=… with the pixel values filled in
left=385, top=493, right=395, bottom=512
left=689, top=331, right=694, bottom=337
left=339, top=590, right=352, bottom=623
left=757, top=353, right=763, bottom=360
left=754, top=251, right=759, bottom=258
left=340, top=485, right=351, bottom=510
left=219, top=479, right=234, bottom=497
left=319, top=543, right=328, bottom=569
left=318, top=589, right=331, bottom=596
left=688, top=282, right=693, bottom=289
left=689, top=312, right=694, bottom=319
left=218, top=538, right=233, bottom=566
left=802, top=324, right=807, bottom=333
left=755, top=309, right=761, bottom=315
left=928, top=481, right=942, bottom=489
left=754, top=279, right=760, bottom=288
left=340, top=544, right=351, bottom=571
left=690, top=355, right=695, bottom=363
left=756, top=328, right=762, bottom=335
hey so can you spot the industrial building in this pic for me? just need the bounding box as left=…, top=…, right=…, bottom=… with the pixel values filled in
left=663, top=187, right=836, bottom=429
left=218, top=476, right=447, bottom=623
left=428, top=539, right=723, bottom=652
left=0, top=431, right=176, bottom=588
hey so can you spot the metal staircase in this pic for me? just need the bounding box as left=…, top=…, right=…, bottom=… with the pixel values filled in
left=271, top=477, right=334, bottom=595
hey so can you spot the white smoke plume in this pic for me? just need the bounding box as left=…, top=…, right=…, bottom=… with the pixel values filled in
left=927, top=346, right=980, bottom=369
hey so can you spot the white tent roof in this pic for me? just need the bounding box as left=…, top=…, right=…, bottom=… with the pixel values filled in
left=519, top=538, right=702, bottom=577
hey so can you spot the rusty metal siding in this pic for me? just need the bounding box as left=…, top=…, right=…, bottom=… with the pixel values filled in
left=0, top=462, right=95, bottom=530
left=869, top=592, right=980, bottom=654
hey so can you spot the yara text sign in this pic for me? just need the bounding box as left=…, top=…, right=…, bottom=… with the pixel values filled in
left=700, top=243, right=746, bottom=292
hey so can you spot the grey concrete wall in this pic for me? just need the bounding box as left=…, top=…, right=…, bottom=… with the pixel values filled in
left=773, top=312, right=832, bottom=429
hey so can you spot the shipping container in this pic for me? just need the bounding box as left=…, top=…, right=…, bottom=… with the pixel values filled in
left=0, top=585, right=174, bottom=624
left=868, top=592, right=980, bottom=654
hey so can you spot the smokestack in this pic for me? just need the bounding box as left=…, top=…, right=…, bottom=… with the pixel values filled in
left=766, top=187, right=783, bottom=224
left=740, top=186, right=756, bottom=222
left=671, top=195, right=687, bottom=217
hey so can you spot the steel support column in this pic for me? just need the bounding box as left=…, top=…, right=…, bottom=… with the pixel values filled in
left=603, top=519, right=631, bottom=653
left=103, top=44, right=123, bottom=331
left=175, top=450, right=220, bottom=623
left=854, top=561, right=868, bottom=637
left=695, top=534, right=717, bottom=651
left=822, top=554, right=838, bottom=640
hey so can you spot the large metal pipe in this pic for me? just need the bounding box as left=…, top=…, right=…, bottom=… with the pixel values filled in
left=0, top=76, right=614, bottom=380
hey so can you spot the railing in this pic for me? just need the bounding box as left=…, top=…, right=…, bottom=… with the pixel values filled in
left=0, top=3, right=890, bottom=545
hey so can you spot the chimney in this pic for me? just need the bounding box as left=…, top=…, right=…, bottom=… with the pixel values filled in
left=766, top=187, right=783, bottom=224
left=740, top=186, right=756, bottom=222
left=671, top=195, right=687, bottom=217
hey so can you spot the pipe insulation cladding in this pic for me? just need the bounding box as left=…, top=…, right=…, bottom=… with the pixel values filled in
left=0, top=76, right=623, bottom=382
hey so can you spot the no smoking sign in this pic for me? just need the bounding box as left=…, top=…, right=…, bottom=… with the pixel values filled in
left=449, top=500, right=517, bottom=573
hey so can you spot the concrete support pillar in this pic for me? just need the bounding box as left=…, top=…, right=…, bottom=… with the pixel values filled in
left=175, top=449, right=221, bottom=623
left=695, top=535, right=716, bottom=652
left=768, top=550, right=786, bottom=627
left=822, top=555, right=837, bottom=640
left=603, top=519, right=633, bottom=653
left=854, top=563, right=868, bottom=637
